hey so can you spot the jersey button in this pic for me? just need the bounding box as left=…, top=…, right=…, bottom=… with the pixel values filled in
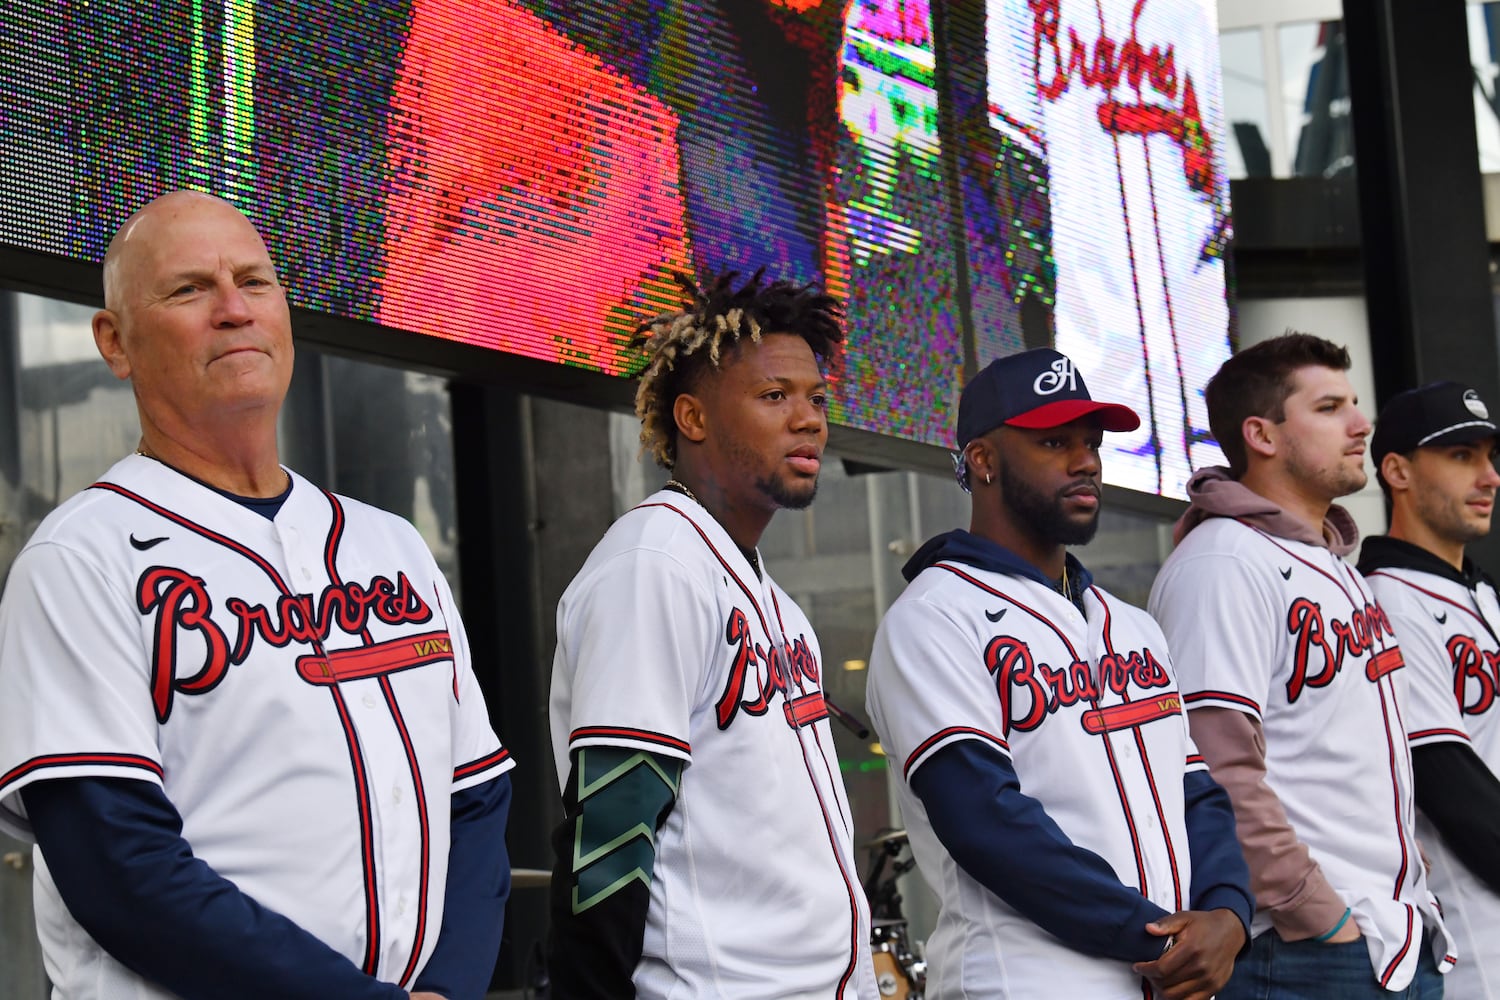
left=396, top=895, right=408, bottom=916
left=363, top=693, right=378, bottom=709
left=393, top=785, right=404, bottom=804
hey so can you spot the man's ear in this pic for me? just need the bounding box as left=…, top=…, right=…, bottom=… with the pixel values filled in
left=1242, top=415, right=1277, bottom=461
left=1380, top=452, right=1412, bottom=495
left=92, top=310, right=132, bottom=381
left=964, top=438, right=995, bottom=487
left=673, top=393, right=708, bottom=445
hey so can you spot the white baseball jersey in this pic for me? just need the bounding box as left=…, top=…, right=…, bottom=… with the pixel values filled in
left=867, top=559, right=1202, bottom=1000
left=549, top=489, right=877, bottom=1000
left=0, top=454, right=511, bottom=999
left=985, top=0, right=1232, bottom=495
left=1365, top=561, right=1500, bottom=998
left=1149, top=519, right=1455, bottom=991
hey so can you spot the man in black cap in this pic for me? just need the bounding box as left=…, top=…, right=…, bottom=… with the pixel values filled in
left=866, top=348, right=1251, bottom=1000
left=1359, top=381, right=1500, bottom=999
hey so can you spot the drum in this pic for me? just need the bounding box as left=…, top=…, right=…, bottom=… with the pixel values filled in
left=872, top=947, right=911, bottom=999
left=871, top=919, right=923, bottom=999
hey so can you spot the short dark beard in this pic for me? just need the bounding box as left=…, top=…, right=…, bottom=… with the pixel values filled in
left=999, top=460, right=1099, bottom=546
left=757, top=473, right=818, bottom=510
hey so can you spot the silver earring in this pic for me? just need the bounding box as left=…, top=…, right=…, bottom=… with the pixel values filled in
left=985, top=473, right=992, bottom=485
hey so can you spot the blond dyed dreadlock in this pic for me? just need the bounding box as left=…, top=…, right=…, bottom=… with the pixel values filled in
left=634, top=270, right=844, bottom=468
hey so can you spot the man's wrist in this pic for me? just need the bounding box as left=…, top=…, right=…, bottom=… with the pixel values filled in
left=1312, top=907, right=1352, bottom=943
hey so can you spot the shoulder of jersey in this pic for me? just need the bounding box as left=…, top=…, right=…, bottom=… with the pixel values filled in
left=319, top=484, right=429, bottom=545
left=897, top=560, right=981, bottom=602
left=1163, top=516, right=1263, bottom=560
left=1365, top=567, right=1457, bottom=609
left=1089, top=583, right=1172, bottom=639
left=576, top=497, right=723, bottom=576
left=893, top=560, right=1046, bottom=620
left=18, top=483, right=122, bottom=553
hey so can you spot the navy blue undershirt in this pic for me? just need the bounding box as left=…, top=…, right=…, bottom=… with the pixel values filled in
left=900, top=530, right=1253, bottom=961
left=20, top=478, right=510, bottom=998
left=206, top=474, right=292, bottom=519
left=23, top=774, right=509, bottom=999
left=911, top=742, right=1252, bottom=962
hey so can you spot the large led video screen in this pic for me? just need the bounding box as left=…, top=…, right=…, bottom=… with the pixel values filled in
left=960, top=0, right=1233, bottom=496
left=0, top=0, right=1232, bottom=496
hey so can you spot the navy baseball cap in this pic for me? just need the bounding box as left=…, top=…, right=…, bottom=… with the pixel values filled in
left=1371, top=381, right=1498, bottom=466
left=957, top=348, right=1141, bottom=447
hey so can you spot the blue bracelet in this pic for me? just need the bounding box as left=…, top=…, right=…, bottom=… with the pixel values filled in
left=1313, top=907, right=1352, bottom=942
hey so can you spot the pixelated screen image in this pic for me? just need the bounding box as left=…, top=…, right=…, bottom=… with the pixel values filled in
left=0, top=0, right=1232, bottom=495
left=958, top=0, right=1233, bottom=496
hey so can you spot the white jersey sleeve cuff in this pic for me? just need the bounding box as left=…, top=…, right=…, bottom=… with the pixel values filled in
left=451, top=746, right=516, bottom=793
left=1407, top=727, right=1472, bottom=750
left=0, top=752, right=165, bottom=841
left=1183, top=690, right=1263, bottom=721
left=566, top=725, right=693, bottom=764
left=902, top=726, right=1011, bottom=781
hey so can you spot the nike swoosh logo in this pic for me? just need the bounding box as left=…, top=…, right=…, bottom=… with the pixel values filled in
left=1436, top=612, right=1448, bottom=624
left=1279, top=566, right=1293, bottom=580
left=129, top=534, right=169, bottom=551
left=985, top=608, right=1007, bottom=622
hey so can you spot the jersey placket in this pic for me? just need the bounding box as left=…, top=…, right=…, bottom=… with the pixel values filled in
left=273, top=518, right=423, bottom=982
left=1088, top=588, right=1185, bottom=915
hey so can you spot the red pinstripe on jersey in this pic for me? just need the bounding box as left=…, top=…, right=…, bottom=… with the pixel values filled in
left=903, top=727, right=1010, bottom=780
left=1408, top=727, right=1470, bottom=743
left=320, top=489, right=431, bottom=985
left=568, top=726, right=690, bottom=756
left=1094, top=586, right=1184, bottom=912
left=0, top=752, right=163, bottom=797
left=1183, top=689, right=1261, bottom=714
left=454, top=747, right=512, bottom=782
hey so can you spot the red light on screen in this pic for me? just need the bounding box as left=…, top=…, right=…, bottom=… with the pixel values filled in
left=378, top=0, right=692, bottom=375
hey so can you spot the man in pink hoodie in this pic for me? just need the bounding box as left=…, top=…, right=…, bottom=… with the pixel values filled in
left=1148, top=333, right=1454, bottom=999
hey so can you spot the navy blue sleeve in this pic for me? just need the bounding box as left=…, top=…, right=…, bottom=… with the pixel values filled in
left=20, top=776, right=406, bottom=1000
left=412, top=773, right=512, bottom=1000
left=1182, top=769, right=1255, bottom=938
left=1412, top=741, right=1500, bottom=895
left=908, top=740, right=1170, bottom=963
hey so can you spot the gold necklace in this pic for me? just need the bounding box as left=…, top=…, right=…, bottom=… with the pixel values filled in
left=665, top=478, right=761, bottom=575
left=1059, top=560, right=1070, bottom=597
left=665, top=479, right=700, bottom=504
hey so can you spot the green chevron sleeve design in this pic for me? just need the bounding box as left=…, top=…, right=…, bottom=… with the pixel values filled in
left=567, top=746, right=683, bottom=914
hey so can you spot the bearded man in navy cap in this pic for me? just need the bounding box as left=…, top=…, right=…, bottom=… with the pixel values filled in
left=865, top=348, right=1251, bottom=1000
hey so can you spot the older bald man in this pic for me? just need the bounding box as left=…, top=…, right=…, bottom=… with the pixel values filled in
left=0, top=192, right=514, bottom=1000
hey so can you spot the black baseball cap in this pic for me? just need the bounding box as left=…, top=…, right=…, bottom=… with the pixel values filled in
left=1371, top=381, right=1498, bottom=466
left=957, top=348, right=1141, bottom=447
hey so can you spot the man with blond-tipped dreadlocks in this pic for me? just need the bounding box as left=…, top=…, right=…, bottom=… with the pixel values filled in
left=547, top=271, right=878, bottom=999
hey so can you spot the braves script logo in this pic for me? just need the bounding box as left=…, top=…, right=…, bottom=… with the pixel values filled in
left=717, top=608, right=825, bottom=731
left=1028, top=0, right=1226, bottom=257
left=1285, top=597, right=1399, bottom=703
left=137, top=565, right=438, bottom=721
left=1448, top=634, right=1500, bottom=716
left=985, top=634, right=1171, bottom=734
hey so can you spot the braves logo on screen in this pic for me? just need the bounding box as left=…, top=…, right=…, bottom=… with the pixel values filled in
left=1286, top=597, right=1402, bottom=703
left=985, top=633, right=1173, bottom=734
left=1028, top=0, right=1225, bottom=252
left=136, top=565, right=445, bottom=722
left=717, top=607, right=827, bottom=732
left=1448, top=634, right=1500, bottom=716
